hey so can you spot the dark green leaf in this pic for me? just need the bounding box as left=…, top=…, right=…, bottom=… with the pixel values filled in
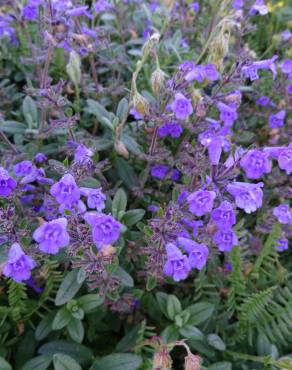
left=116, top=98, right=129, bottom=122
left=0, top=358, right=12, bottom=370
left=38, top=341, right=92, bottom=365
left=55, top=270, right=84, bottom=306
left=185, top=302, right=215, bottom=326
left=179, top=325, right=204, bottom=341
left=207, top=334, right=226, bottom=351
left=35, top=313, right=55, bottom=341
left=122, top=209, right=145, bottom=226
left=166, top=295, right=182, bottom=320
left=90, top=353, right=142, bottom=370
left=53, top=354, right=81, bottom=370
left=22, top=356, right=52, bottom=370
left=208, top=362, right=232, bottom=370
left=0, top=121, right=27, bottom=134
left=77, top=294, right=104, bottom=313
left=112, top=188, right=127, bottom=216
left=67, top=318, right=84, bottom=343
left=113, top=267, right=134, bottom=288
left=52, top=308, right=71, bottom=330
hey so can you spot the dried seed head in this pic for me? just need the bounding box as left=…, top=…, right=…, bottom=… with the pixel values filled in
left=151, top=68, right=166, bottom=97
left=184, top=353, right=201, bottom=370
left=152, top=347, right=172, bottom=370
left=132, top=92, right=149, bottom=116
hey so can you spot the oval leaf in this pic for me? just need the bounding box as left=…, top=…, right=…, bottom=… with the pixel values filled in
left=90, top=353, right=142, bottom=370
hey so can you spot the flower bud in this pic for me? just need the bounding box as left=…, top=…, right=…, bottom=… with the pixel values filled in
left=196, top=98, right=206, bottom=118
left=151, top=68, right=166, bottom=97
left=191, top=89, right=202, bottom=105
left=152, top=347, right=172, bottom=370
left=114, top=140, right=129, bottom=159
left=132, top=92, right=149, bottom=116
left=66, top=51, right=81, bottom=86
left=184, top=353, right=201, bottom=370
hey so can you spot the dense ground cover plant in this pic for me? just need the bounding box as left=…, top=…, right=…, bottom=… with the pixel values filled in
left=0, top=0, right=291, bottom=369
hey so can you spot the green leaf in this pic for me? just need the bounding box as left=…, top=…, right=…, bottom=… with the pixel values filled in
left=55, top=270, right=84, bottom=306
left=115, top=324, right=143, bottom=352
left=35, top=313, right=55, bottom=341
left=38, top=341, right=92, bottom=365
left=208, top=361, right=232, bottom=370
left=146, top=275, right=157, bottom=291
left=52, top=308, right=71, bottom=330
left=0, top=358, right=12, bottom=370
left=67, top=318, right=84, bottom=343
left=179, top=325, right=204, bottom=341
left=156, top=292, right=169, bottom=317
left=112, top=188, right=127, bottom=216
left=53, top=354, right=81, bottom=370
left=86, top=99, right=111, bottom=127
left=166, top=295, right=182, bottom=320
left=22, top=96, right=38, bottom=129
left=116, top=98, right=129, bottom=122
left=114, top=158, right=136, bottom=188
left=77, top=294, right=104, bottom=313
left=122, top=209, right=145, bottom=226
left=22, top=356, right=52, bottom=370
left=207, top=334, right=226, bottom=351
left=185, top=302, right=215, bottom=326
left=113, top=267, right=134, bottom=288
left=160, top=325, right=179, bottom=343
left=0, top=121, right=27, bottom=134
left=90, top=353, right=142, bottom=370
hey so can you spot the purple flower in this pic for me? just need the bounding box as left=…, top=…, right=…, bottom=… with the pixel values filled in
left=14, top=160, right=34, bottom=177
left=50, top=173, right=80, bottom=211
left=189, top=2, right=200, bottom=12
left=213, top=229, right=238, bottom=252
left=171, top=93, right=193, bottom=120
left=281, top=59, right=292, bottom=75
left=274, top=238, right=289, bottom=252
left=187, top=190, right=216, bottom=217
left=264, top=145, right=292, bottom=175
left=148, top=205, right=159, bottom=212
left=250, top=0, right=268, bottom=15
left=171, top=169, right=180, bottom=182
left=80, top=187, right=106, bottom=211
left=242, top=56, right=278, bottom=80
left=178, top=237, right=209, bottom=270
left=34, top=153, right=47, bottom=162
left=273, top=205, right=292, bottom=225
left=185, top=64, right=218, bottom=83
left=130, top=108, right=142, bottom=120
left=163, top=243, right=191, bottom=281
left=22, top=5, right=38, bottom=20
left=3, top=243, right=36, bottom=282
left=217, top=102, right=238, bottom=128
left=242, top=64, right=259, bottom=81
left=207, top=136, right=225, bottom=165
left=74, top=144, right=93, bottom=162
left=226, top=182, right=264, bottom=214
left=232, top=0, right=244, bottom=9
left=211, top=201, right=236, bottom=229
left=240, top=150, right=272, bottom=179
left=281, top=30, right=291, bottom=42
left=84, top=212, right=121, bottom=250
left=269, top=110, right=286, bottom=128
left=94, top=0, right=112, bottom=13
left=158, top=121, right=183, bottom=138
left=151, top=165, right=169, bottom=180
left=0, top=167, right=17, bottom=197
left=66, top=6, right=92, bottom=18
left=33, top=218, right=70, bottom=254
left=256, top=96, right=271, bottom=106
left=204, top=64, right=219, bottom=81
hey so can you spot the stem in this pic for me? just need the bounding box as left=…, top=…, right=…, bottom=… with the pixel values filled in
left=0, top=130, right=19, bottom=154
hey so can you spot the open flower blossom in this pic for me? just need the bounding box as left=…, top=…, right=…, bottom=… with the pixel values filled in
left=33, top=218, right=70, bottom=254
left=211, top=201, right=236, bottom=229
left=158, top=121, right=183, bottom=138
left=3, top=243, right=36, bottom=282
left=226, top=182, right=264, bottom=213
left=74, top=144, right=94, bottom=162
left=273, top=205, right=292, bottom=225
left=217, top=102, right=238, bottom=128
left=50, top=173, right=80, bottom=211
left=178, top=237, right=209, bottom=270
left=0, top=167, right=17, bottom=197
left=151, top=165, right=169, bottom=180
left=232, top=0, right=244, bottom=9
left=171, top=93, right=193, bottom=120
left=240, top=150, right=272, bottom=179
left=188, top=190, right=216, bottom=216
left=84, top=212, right=121, bottom=250
left=213, top=229, right=238, bottom=252
left=163, top=242, right=191, bottom=281
left=199, top=130, right=230, bottom=165
left=242, top=55, right=278, bottom=80
left=250, top=0, right=268, bottom=15
left=281, top=59, right=292, bottom=75
left=185, top=63, right=218, bottom=83
left=14, top=160, right=34, bottom=177
left=80, top=187, right=106, bottom=211
left=264, top=145, right=292, bottom=175
left=274, top=238, right=289, bottom=252
left=269, top=110, right=286, bottom=128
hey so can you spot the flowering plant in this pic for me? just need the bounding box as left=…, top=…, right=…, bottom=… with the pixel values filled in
left=0, top=0, right=291, bottom=369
